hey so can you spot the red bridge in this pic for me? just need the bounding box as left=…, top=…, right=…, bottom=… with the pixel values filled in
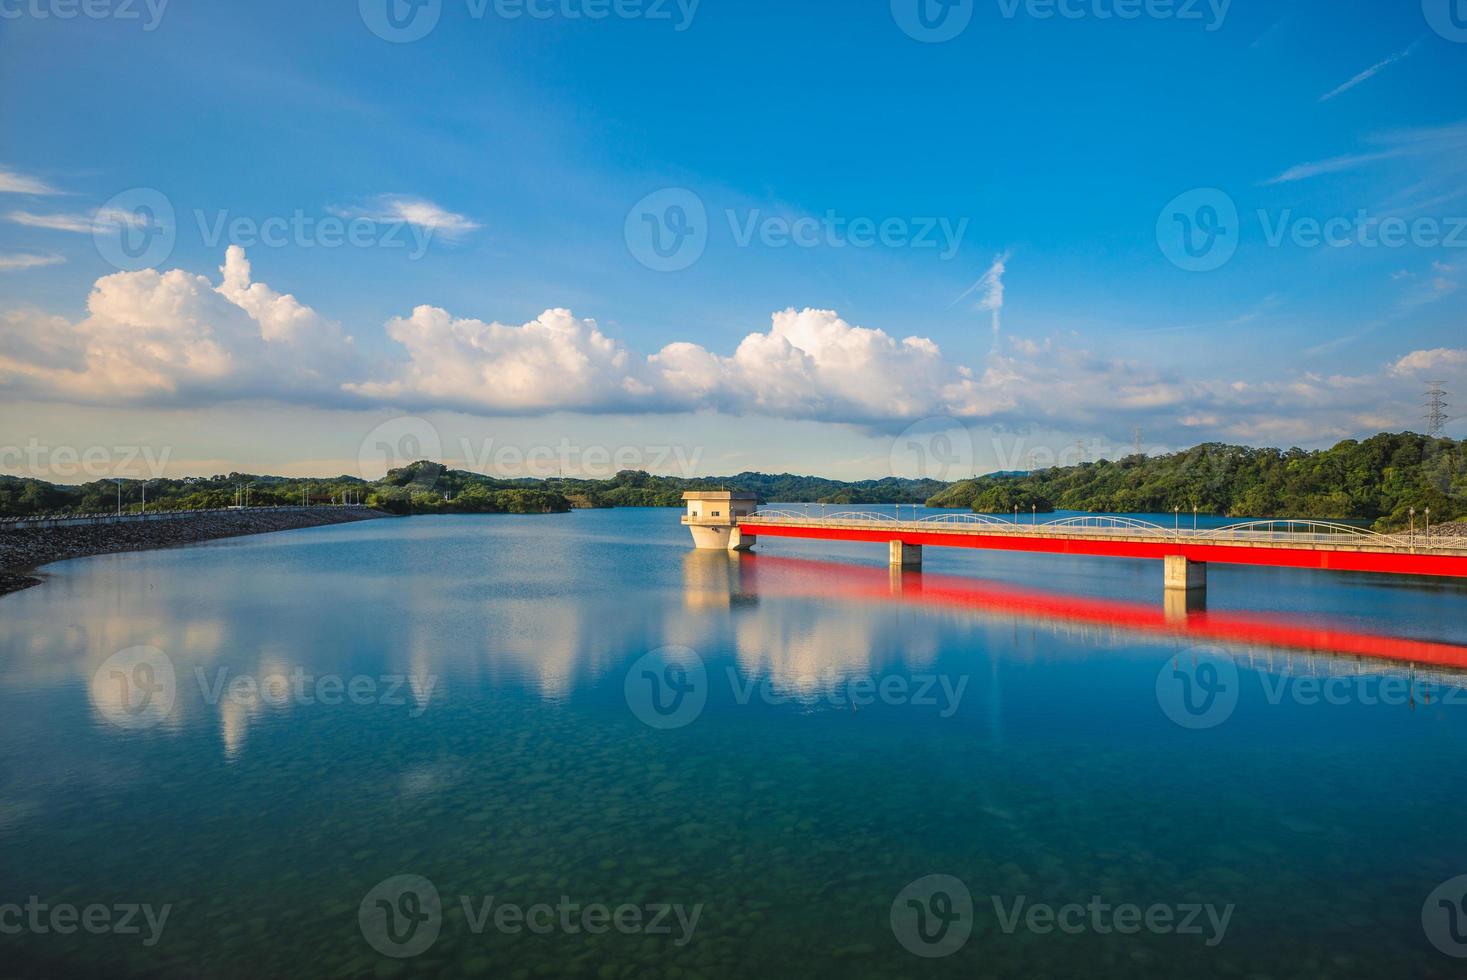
left=721, top=509, right=1467, bottom=599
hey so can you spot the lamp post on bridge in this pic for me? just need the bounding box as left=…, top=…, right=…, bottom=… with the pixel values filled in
left=1174, top=506, right=1180, bottom=532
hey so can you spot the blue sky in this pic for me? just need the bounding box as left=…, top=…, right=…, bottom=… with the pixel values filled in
left=1, top=0, right=1465, bottom=481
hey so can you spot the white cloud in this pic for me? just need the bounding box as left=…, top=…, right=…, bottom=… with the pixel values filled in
left=1390, top=348, right=1467, bottom=377
left=0, top=253, right=64, bottom=272
left=1266, top=121, right=1467, bottom=185
left=0, top=246, right=357, bottom=403
left=951, top=252, right=1009, bottom=347
left=0, top=168, right=61, bottom=195
left=1, top=248, right=1460, bottom=447
left=6, top=211, right=93, bottom=233
left=332, top=195, right=480, bottom=238
left=345, top=306, right=646, bottom=414
left=1318, top=40, right=1421, bottom=103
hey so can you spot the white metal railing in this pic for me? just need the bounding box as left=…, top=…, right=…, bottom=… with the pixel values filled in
left=736, top=512, right=1467, bottom=555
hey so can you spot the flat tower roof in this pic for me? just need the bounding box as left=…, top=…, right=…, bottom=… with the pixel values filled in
left=682, top=491, right=758, bottom=501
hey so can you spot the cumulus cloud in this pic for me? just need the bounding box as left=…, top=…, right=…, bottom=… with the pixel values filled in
left=345, top=306, right=647, bottom=414
left=1391, top=348, right=1467, bottom=377
left=0, top=246, right=357, bottom=403
left=651, top=308, right=1003, bottom=423
left=0, top=248, right=1461, bottom=446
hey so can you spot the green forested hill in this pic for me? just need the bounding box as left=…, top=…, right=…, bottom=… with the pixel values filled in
left=925, top=433, right=1464, bottom=531
left=4, top=433, right=1461, bottom=527
left=0, top=463, right=945, bottom=518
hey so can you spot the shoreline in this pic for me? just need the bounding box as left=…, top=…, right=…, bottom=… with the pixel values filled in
left=0, top=508, right=391, bottom=598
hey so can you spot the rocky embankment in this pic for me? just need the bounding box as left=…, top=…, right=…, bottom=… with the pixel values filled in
left=0, top=508, right=389, bottom=597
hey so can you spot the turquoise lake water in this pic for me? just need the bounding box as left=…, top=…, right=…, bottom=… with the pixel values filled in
left=3, top=507, right=1467, bottom=978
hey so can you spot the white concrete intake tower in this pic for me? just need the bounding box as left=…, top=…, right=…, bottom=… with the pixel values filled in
left=681, top=491, right=758, bottom=551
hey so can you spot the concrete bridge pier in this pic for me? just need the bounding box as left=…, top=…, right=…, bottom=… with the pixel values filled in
left=1164, top=555, right=1207, bottom=595
left=1164, top=588, right=1207, bottom=622
left=890, top=541, right=923, bottom=568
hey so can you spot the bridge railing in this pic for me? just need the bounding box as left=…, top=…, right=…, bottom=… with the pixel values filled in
left=737, top=512, right=1467, bottom=554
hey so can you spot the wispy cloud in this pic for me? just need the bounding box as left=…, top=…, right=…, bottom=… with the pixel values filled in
left=6, top=208, right=146, bottom=233
left=0, top=252, right=65, bottom=272
left=951, top=251, right=1009, bottom=347
left=1318, top=38, right=1424, bottom=103
left=332, top=195, right=480, bottom=239
left=0, top=167, right=62, bottom=195
left=1266, top=149, right=1406, bottom=184
left=6, top=210, right=92, bottom=233
left=1265, top=120, right=1467, bottom=185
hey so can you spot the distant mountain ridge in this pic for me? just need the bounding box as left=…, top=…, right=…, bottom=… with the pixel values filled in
left=3, top=433, right=1461, bottom=529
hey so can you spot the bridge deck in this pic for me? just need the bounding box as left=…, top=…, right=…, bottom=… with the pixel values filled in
left=736, top=515, right=1467, bottom=579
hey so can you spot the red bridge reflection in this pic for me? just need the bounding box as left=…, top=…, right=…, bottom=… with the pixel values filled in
left=724, top=553, right=1467, bottom=672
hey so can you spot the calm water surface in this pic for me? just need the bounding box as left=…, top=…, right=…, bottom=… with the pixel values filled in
left=3, top=508, right=1467, bottom=978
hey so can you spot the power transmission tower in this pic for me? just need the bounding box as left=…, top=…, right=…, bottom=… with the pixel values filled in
left=1425, top=382, right=1449, bottom=437
left=1133, top=427, right=1144, bottom=457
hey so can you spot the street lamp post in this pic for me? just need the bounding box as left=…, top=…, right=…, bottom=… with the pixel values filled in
left=1174, top=506, right=1180, bottom=532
